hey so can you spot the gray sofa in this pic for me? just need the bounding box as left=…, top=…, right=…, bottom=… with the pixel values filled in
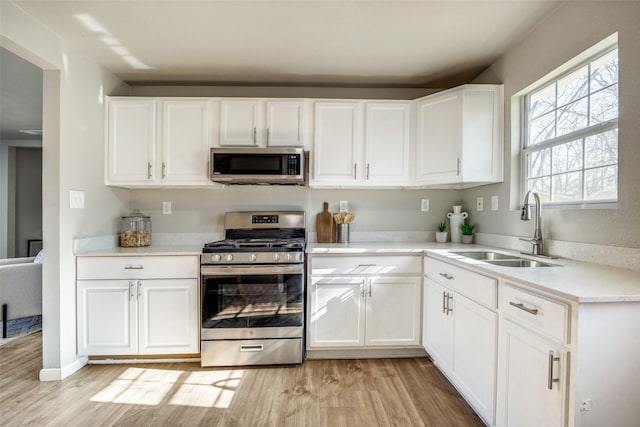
left=0, top=257, right=42, bottom=338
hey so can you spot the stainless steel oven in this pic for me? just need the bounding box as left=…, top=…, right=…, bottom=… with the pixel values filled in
left=200, top=211, right=305, bottom=367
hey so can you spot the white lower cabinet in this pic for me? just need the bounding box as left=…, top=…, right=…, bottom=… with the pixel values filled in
left=423, top=256, right=497, bottom=425
left=76, top=255, right=199, bottom=356
left=497, top=319, right=566, bottom=427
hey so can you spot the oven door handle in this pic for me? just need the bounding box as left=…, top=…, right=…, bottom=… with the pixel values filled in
left=201, top=265, right=304, bottom=276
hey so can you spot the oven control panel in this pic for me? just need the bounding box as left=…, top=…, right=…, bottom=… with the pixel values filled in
left=252, top=215, right=278, bottom=224
left=201, top=251, right=303, bottom=265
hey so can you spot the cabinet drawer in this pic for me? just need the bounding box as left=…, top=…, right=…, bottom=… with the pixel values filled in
left=425, top=256, right=497, bottom=308
left=500, top=283, right=568, bottom=343
left=77, top=256, right=199, bottom=280
left=310, top=255, right=422, bottom=275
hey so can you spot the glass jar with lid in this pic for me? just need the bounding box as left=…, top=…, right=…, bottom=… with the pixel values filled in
left=119, top=210, right=152, bottom=247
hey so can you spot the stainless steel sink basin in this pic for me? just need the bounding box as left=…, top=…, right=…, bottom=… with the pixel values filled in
left=483, top=259, right=557, bottom=268
left=449, top=251, right=517, bottom=260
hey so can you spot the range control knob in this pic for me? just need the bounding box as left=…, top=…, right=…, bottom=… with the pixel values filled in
left=225, top=254, right=234, bottom=262
left=250, top=254, right=258, bottom=262
left=211, top=254, right=222, bottom=262
left=286, top=253, right=294, bottom=262
left=273, top=253, right=281, bottom=262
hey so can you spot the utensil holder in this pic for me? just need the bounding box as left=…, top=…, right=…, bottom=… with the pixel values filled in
left=337, top=224, right=349, bottom=244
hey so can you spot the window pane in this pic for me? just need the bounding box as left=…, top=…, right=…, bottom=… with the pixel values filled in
left=590, top=84, right=618, bottom=124
left=557, top=98, right=588, bottom=136
left=528, top=84, right=555, bottom=119
left=552, top=140, right=583, bottom=174
left=528, top=111, right=555, bottom=145
left=552, top=172, right=583, bottom=202
left=527, top=149, right=551, bottom=178
left=585, top=129, right=617, bottom=167
left=557, top=65, right=588, bottom=107
left=590, top=49, right=618, bottom=91
left=585, top=166, right=617, bottom=200
left=527, top=177, right=551, bottom=202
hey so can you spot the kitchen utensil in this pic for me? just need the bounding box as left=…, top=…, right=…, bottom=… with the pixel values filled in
left=317, top=202, right=335, bottom=243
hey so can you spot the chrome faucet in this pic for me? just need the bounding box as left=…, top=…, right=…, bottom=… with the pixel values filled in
left=520, top=190, right=543, bottom=256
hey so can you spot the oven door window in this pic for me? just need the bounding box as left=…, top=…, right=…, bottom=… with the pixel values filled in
left=202, top=273, right=303, bottom=329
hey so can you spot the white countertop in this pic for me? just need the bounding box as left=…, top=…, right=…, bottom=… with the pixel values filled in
left=307, top=242, right=640, bottom=303
left=76, top=245, right=202, bottom=257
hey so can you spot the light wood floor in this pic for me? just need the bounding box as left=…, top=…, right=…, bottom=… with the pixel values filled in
left=0, top=332, right=484, bottom=426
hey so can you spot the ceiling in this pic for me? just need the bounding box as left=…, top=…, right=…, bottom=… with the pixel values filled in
left=1, top=0, right=562, bottom=140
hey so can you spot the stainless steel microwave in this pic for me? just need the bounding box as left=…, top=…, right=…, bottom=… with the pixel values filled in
left=209, top=147, right=306, bottom=185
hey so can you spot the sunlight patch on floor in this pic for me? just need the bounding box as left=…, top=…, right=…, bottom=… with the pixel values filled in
left=90, top=367, right=244, bottom=408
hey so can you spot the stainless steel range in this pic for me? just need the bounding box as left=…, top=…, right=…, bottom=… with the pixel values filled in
left=200, top=211, right=305, bottom=367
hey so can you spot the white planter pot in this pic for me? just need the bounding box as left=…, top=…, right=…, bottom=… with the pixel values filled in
left=435, top=231, right=448, bottom=243
left=461, top=235, right=474, bottom=244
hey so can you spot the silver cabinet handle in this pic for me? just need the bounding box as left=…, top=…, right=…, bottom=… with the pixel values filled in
left=366, top=163, right=370, bottom=180
left=353, top=163, right=358, bottom=179
left=509, top=301, right=539, bottom=315
left=548, top=351, right=560, bottom=390
left=361, top=280, right=365, bottom=298
left=137, top=281, right=142, bottom=298
left=439, top=272, right=454, bottom=280
left=446, top=293, right=453, bottom=315
left=456, top=158, right=461, bottom=176
left=129, top=281, right=135, bottom=300
left=267, top=127, right=270, bottom=145
left=124, top=265, right=144, bottom=270
left=442, top=291, right=447, bottom=314
left=367, top=280, right=372, bottom=298
left=241, top=344, right=263, bottom=352
left=253, top=127, right=257, bottom=146
left=162, top=162, right=166, bottom=179
left=147, top=162, right=152, bottom=179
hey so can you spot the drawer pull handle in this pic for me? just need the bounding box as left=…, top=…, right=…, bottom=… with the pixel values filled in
left=240, top=344, right=263, bottom=352
left=548, top=351, right=560, bottom=390
left=509, top=301, right=539, bottom=315
left=439, top=272, right=454, bottom=280
left=124, top=265, right=144, bottom=270
left=358, top=264, right=377, bottom=267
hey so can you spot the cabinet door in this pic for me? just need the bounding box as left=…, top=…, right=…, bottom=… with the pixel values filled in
left=451, top=293, right=497, bottom=425
left=366, top=276, right=421, bottom=346
left=364, top=102, right=411, bottom=185
left=497, top=320, right=566, bottom=427
left=423, top=278, right=453, bottom=369
left=137, top=279, right=199, bottom=354
left=161, top=99, right=211, bottom=184
left=415, top=91, right=463, bottom=184
left=266, top=100, right=305, bottom=147
left=219, top=99, right=260, bottom=146
left=107, top=99, right=156, bottom=184
left=77, top=280, right=137, bottom=355
left=308, top=276, right=365, bottom=347
left=312, top=101, right=362, bottom=184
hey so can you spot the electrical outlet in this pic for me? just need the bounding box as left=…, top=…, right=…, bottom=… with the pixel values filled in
left=476, top=197, right=484, bottom=211
left=162, top=201, right=172, bottom=215
left=421, top=199, right=430, bottom=212
left=70, top=190, right=85, bottom=209
left=491, top=195, right=499, bottom=211
left=339, top=200, right=348, bottom=212
left=580, top=399, right=593, bottom=412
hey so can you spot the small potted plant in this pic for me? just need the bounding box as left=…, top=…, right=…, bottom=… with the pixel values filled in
left=459, top=222, right=475, bottom=244
left=435, top=222, right=448, bottom=243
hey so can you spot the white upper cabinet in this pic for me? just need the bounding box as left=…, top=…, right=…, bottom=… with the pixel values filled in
left=106, top=98, right=157, bottom=185
left=161, top=99, right=211, bottom=185
left=219, top=99, right=261, bottom=146
left=415, top=84, right=503, bottom=188
left=312, top=101, right=362, bottom=185
left=217, top=99, right=308, bottom=148
left=311, top=100, right=411, bottom=187
left=106, top=97, right=214, bottom=188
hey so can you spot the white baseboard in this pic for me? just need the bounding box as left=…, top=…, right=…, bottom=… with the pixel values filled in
left=39, top=356, right=88, bottom=381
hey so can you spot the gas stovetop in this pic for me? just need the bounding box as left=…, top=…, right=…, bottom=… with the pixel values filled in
left=203, top=238, right=305, bottom=253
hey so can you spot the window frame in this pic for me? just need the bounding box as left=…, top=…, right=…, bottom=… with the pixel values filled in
left=521, top=44, right=619, bottom=209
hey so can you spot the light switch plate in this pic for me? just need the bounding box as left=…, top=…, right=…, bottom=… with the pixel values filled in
left=491, top=195, right=499, bottom=211
left=421, top=199, right=430, bottom=212
left=162, top=201, right=172, bottom=215
left=70, top=190, right=84, bottom=209
left=339, top=200, right=348, bottom=212
left=476, top=197, right=484, bottom=211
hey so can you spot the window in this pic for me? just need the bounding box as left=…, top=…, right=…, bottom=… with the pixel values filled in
left=523, top=46, right=618, bottom=206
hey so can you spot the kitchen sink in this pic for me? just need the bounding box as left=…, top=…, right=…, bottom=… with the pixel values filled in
left=483, top=259, right=557, bottom=268
left=449, top=251, right=514, bottom=260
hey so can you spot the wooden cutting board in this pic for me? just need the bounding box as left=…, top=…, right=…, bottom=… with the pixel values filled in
left=316, top=202, right=335, bottom=243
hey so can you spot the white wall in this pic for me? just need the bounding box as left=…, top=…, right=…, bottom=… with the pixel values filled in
left=0, top=2, right=130, bottom=379
left=466, top=1, right=640, bottom=249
